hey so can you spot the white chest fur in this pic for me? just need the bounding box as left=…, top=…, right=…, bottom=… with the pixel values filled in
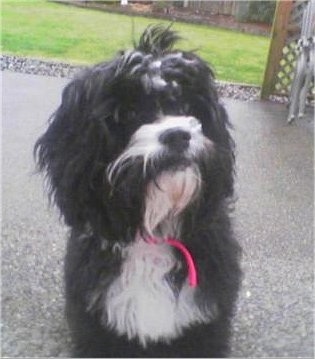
left=104, top=239, right=214, bottom=347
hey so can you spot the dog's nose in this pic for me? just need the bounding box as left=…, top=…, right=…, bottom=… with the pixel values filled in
left=159, top=128, right=191, bottom=151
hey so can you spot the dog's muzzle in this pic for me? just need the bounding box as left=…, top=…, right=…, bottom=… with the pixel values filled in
left=107, top=115, right=213, bottom=184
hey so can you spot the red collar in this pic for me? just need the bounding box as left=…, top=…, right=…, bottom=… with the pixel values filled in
left=145, top=237, right=198, bottom=288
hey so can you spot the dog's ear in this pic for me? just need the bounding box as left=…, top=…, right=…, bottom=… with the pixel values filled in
left=34, top=59, right=149, bottom=238
left=34, top=66, right=120, bottom=231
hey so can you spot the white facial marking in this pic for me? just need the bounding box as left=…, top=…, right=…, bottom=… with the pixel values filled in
left=144, top=167, right=201, bottom=236
left=107, top=115, right=213, bottom=184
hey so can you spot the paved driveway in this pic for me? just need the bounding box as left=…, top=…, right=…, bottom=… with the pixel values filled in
left=2, top=70, right=314, bottom=357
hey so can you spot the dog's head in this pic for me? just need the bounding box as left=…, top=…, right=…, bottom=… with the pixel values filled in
left=35, top=25, right=234, bottom=241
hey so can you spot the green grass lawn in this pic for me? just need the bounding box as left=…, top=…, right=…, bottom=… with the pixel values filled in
left=2, top=0, right=270, bottom=85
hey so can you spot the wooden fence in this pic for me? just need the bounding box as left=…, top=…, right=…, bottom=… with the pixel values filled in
left=261, top=0, right=313, bottom=99
left=185, top=1, right=238, bottom=16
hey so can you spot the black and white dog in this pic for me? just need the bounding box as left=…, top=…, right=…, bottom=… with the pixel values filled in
left=35, top=25, right=242, bottom=358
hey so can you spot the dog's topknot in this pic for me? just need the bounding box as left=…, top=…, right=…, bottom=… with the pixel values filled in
left=135, top=24, right=181, bottom=55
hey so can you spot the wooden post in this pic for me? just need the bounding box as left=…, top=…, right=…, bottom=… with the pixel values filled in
left=261, top=0, right=293, bottom=99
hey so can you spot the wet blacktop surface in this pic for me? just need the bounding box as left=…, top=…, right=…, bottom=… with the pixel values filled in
left=2, top=70, right=314, bottom=358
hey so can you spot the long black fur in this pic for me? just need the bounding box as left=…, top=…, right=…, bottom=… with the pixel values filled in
left=35, top=25, right=241, bottom=358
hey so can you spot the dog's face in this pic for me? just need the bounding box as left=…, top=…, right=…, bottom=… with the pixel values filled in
left=107, top=115, right=213, bottom=188
left=107, top=114, right=213, bottom=236
left=35, top=26, right=234, bottom=240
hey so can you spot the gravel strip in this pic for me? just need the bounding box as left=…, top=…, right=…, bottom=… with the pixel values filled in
left=1, top=54, right=84, bottom=79
left=1, top=54, right=288, bottom=103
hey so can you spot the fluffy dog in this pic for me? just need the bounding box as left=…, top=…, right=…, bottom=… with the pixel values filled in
left=35, top=25, right=242, bottom=358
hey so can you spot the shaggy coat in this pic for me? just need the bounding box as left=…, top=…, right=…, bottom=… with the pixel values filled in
left=35, top=25, right=241, bottom=358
